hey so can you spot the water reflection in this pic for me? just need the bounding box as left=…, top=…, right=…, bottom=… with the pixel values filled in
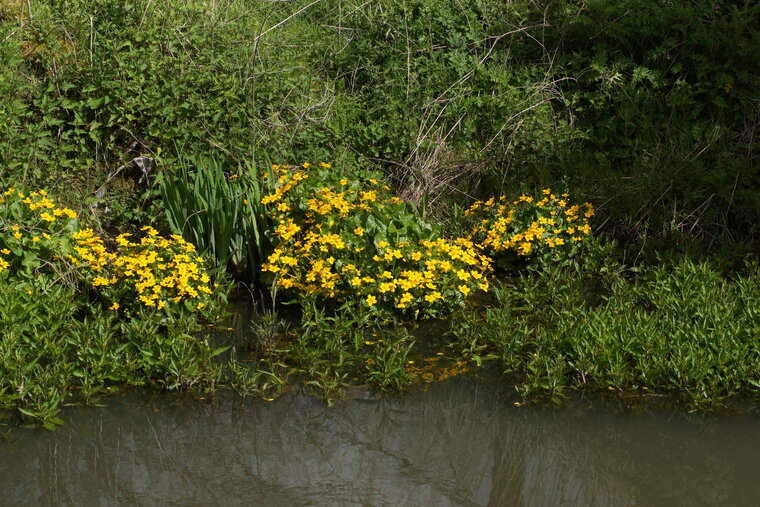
left=2, top=378, right=760, bottom=506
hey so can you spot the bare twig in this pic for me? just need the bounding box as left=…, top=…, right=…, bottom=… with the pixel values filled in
left=89, top=16, right=94, bottom=66
left=252, top=0, right=322, bottom=44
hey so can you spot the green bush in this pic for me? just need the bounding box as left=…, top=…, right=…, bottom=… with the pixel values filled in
left=0, top=184, right=228, bottom=428
left=4, top=0, right=758, bottom=248
left=0, top=280, right=226, bottom=429
left=539, top=0, right=760, bottom=241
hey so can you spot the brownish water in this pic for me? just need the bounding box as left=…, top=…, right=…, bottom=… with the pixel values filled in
left=2, top=376, right=760, bottom=506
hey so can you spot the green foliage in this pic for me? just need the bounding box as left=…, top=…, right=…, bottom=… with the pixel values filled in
left=288, top=300, right=415, bottom=401
left=3, top=0, right=760, bottom=421
left=0, top=0, right=356, bottom=225
left=157, top=155, right=271, bottom=282
left=453, top=259, right=760, bottom=409
left=3, top=0, right=758, bottom=249
left=311, top=0, right=573, bottom=200
left=0, top=185, right=229, bottom=428
left=0, top=187, right=79, bottom=287
left=537, top=0, right=760, bottom=242
left=0, top=279, right=225, bottom=430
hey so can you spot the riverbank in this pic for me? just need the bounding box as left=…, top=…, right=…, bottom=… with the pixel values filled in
left=2, top=0, right=759, bottom=427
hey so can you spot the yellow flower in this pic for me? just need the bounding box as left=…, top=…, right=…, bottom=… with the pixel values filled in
left=366, top=294, right=377, bottom=306
left=354, top=226, right=364, bottom=236
left=109, top=302, right=120, bottom=311
left=424, top=291, right=443, bottom=303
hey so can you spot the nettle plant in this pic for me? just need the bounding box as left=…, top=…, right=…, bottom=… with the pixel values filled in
left=0, top=186, right=79, bottom=287
left=466, top=188, right=594, bottom=268
left=261, top=164, right=492, bottom=317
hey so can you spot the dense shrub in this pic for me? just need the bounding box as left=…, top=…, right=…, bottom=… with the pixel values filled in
left=3, top=0, right=758, bottom=247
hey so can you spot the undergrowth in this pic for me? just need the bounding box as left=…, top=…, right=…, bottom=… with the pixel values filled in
left=452, top=259, right=760, bottom=410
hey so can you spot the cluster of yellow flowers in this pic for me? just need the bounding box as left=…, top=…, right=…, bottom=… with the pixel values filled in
left=1, top=187, right=77, bottom=219
left=1, top=185, right=218, bottom=314
left=261, top=165, right=492, bottom=316
left=466, top=189, right=594, bottom=259
left=71, top=226, right=213, bottom=311
left=0, top=187, right=79, bottom=275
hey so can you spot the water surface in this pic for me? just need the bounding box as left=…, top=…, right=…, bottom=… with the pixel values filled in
left=2, top=378, right=759, bottom=506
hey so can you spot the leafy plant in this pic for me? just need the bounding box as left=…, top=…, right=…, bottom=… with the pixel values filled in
left=0, top=185, right=228, bottom=428
left=261, top=164, right=492, bottom=317
left=0, top=186, right=79, bottom=287
left=157, top=155, right=271, bottom=282
left=466, top=188, right=594, bottom=270
left=453, top=259, right=760, bottom=410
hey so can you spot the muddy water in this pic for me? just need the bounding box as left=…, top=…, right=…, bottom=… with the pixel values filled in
left=2, top=376, right=760, bottom=506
